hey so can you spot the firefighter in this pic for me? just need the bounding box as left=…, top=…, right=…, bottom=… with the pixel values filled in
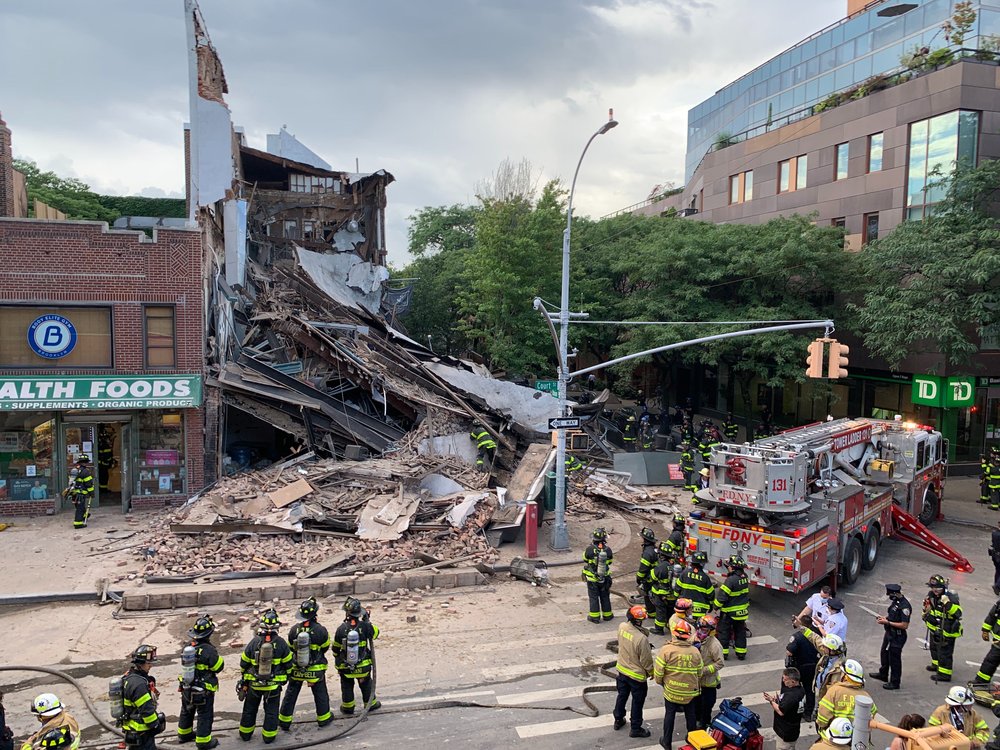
left=20, top=695, right=80, bottom=750
left=636, top=527, right=659, bottom=613
left=565, top=454, right=584, bottom=475
left=332, top=597, right=380, bottom=715
left=279, top=597, right=332, bottom=730
left=796, top=624, right=846, bottom=714
left=695, top=614, right=723, bottom=730
left=697, top=428, right=719, bottom=467
left=680, top=417, right=695, bottom=445
left=722, top=412, right=739, bottom=442
left=68, top=455, right=94, bottom=529
left=982, top=454, right=992, bottom=505
left=97, top=426, right=115, bottom=493
left=469, top=424, right=496, bottom=471
left=975, top=595, right=1000, bottom=684
left=754, top=422, right=770, bottom=441
left=665, top=514, right=685, bottom=558
left=622, top=412, right=637, bottom=452
left=990, top=448, right=1000, bottom=511
left=816, top=660, right=876, bottom=741
left=991, top=519, right=1000, bottom=596
left=32, top=730, right=74, bottom=750
left=239, top=609, right=291, bottom=743
left=873, top=583, right=910, bottom=691
left=676, top=551, right=714, bottom=617
left=650, top=543, right=679, bottom=636
left=583, top=528, right=614, bottom=623
left=177, top=616, right=224, bottom=749
left=653, top=619, right=703, bottom=747
left=121, top=645, right=164, bottom=750
left=639, top=418, right=654, bottom=452
left=809, top=718, right=854, bottom=750
left=669, top=598, right=694, bottom=637
left=924, top=574, right=962, bottom=682
left=680, top=442, right=696, bottom=493
left=612, top=605, right=654, bottom=739
left=1, top=691, right=11, bottom=750
left=715, top=555, right=750, bottom=660
left=928, top=686, right=990, bottom=748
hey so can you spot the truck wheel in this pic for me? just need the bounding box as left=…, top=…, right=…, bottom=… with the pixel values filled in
left=918, top=488, right=939, bottom=526
left=861, top=526, right=880, bottom=571
left=840, top=537, right=862, bottom=586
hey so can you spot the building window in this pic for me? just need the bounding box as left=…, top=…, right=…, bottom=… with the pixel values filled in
left=145, top=306, right=175, bottom=368
left=289, top=174, right=341, bottom=194
left=283, top=220, right=298, bottom=239
left=729, top=171, right=754, bottom=204
left=863, top=212, right=879, bottom=244
left=137, top=410, right=186, bottom=496
left=832, top=217, right=846, bottom=228
left=835, top=143, right=849, bottom=180
left=0, top=306, right=112, bottom=368
left=779, top=155, right=808, bottom=193
left=302, top=220, right=315, bottom=240
left=906, top=110, right=979, bottom=220
left=868, top=133, right=883, bottom=173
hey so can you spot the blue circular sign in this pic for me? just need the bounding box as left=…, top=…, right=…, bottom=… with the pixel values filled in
left=27, top=315, right=78, bottom=359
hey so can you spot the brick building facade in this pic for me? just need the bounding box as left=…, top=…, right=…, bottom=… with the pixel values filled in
left=0, top=218, right=205, bottom=516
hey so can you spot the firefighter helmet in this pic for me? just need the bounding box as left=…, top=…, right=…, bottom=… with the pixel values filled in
left=691, top=551, right=708, bottom=566
left=674, top=598, right=693, bottom=614
left=673, top=513, right=685, bottom=528
left=726, top=555, right=746, bottom=569
left=344, top=597, right=364, bottom=618
left=927, top=574, right=948, bottom=588
left=657, top=542, right=674, bottom=559
left=946, top=686, right=975, bottom=706
left=592, top=527, right=608, bottom=543
left=671, top=619, right=693, bottom=640
left=698, top=613, right=719, bottom=633
left=639, top=527, right=657, bottom=544
left=842, top=659, right=864, bottom=684
left=827, top=718, right=854, bottom=745
left=188, top=615, right=215, bottom=640
left=130, top=644, right=159, bottom=664
left=39, top=728, right=73, bottom=749
left=258, top=609, right=281, bottom=632
left=298, top=596, right=319, bottom=621
left=627, top=605, right=648, bottom=624
left=76, top=454, right=90, bottom=464
left=821, top=633, right=844, bottom=652
left=31, top=693, right=63, bottom=718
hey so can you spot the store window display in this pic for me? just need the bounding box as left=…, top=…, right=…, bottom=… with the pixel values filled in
left=137, top=411, right=186, bottom=496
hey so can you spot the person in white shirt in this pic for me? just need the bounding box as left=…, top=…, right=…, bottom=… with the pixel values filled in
left=823, top=598, right=849, bottom=642
left=795, top=586, right=833, bottom=628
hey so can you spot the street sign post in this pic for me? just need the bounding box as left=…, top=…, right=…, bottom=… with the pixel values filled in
left=548, top=416, right=581, bottom=430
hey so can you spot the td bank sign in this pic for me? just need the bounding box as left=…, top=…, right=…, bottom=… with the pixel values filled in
left=0, top=375, right=202, bottom=411
left=911, top=375, right=975, bottom=407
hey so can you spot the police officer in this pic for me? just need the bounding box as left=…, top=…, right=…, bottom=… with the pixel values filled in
left=675, top=551, right=714, bottom=618
left=715, top=555, right=750, bottom=660
left=583, top=528, right=614, bottom=623
left=873, top=584, right=910, bottom=691
left=68, top=456, right=94, bottom=529
left=177, top=616, right=224, bottom=749
left=975, top=595, right=1000, bottom=684
left=923, top=574, right=963, bottom=682
left=121, top=645, right=164, bottom=750
left=332, top=597, right=380, bottom=715
left=680, top=442, right=696, bottom=493
left=469, top=424, right=496, bottom=471
left=786, top=626, right=820, bottom=716
left=239, top=610, right=291, bottom=743
left=722, top=413, right=739, bottom=442
left=279, top=597, right=332, bottom=730
left=650, top=543, right=679, bottom=636
left=636, top=527, right=659, bottom=613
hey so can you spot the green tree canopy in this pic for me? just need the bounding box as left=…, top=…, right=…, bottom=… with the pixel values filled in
left=849, top=160, right=1000, bottom=370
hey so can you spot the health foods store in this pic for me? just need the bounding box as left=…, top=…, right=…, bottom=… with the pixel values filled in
left=0, top=374, right=204, bottom=516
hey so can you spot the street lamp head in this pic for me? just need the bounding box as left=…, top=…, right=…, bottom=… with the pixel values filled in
left=598, top=108, right=618, bottom=135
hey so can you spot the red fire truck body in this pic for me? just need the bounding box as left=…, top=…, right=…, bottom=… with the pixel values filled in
left=687, top=417, right=964, bottom=592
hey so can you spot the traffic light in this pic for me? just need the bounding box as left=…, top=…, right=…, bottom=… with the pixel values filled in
left=806, top=339, right=825, bottom=378
left=827, top=340, right=850, bottom=379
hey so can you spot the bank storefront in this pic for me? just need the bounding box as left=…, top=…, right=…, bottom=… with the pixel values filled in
left=0, top=374, right=203, bottom=515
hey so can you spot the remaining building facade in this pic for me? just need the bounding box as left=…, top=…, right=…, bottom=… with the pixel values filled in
left=639, top=0, right=1000, bottom=465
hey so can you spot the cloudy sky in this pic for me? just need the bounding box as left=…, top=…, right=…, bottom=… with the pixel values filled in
left=1, top=0, right=842, bottom=262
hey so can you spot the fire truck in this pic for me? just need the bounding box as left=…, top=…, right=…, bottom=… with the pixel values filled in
left=687, top=417, right=972, bottom=593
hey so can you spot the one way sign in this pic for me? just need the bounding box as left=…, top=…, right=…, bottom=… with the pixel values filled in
left=548, top=417, right=581, bottom=430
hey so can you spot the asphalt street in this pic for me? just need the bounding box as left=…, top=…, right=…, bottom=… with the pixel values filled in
left=329, top=510, right=1000, bottom=749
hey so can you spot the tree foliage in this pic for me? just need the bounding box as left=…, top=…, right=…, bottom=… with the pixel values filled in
left=849, top=160, right=1000, bottom=370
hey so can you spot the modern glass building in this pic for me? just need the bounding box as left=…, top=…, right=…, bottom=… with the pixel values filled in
left=685, top=0, right=1000, bottom=181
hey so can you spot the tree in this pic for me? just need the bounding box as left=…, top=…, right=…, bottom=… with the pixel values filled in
left=13, top=159, right=116, bottom=222
left=849, top=160, right=1000, bottom=370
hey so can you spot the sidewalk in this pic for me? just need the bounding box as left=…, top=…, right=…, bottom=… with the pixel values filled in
left=941, top=474, right=997, bottom=529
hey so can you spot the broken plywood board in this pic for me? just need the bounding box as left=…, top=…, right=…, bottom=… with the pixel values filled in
left=503, top=443, right=554, bottom=504
left=302, top=550, right=356, bottom=579
left=268, top=478, right=315, bottom=508
left=356, top=491, right=420, bottom=541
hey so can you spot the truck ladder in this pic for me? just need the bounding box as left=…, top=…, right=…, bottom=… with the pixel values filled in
left=755, top=418, right=870, bottom=450
left=890, top=505, right=974, bottom=572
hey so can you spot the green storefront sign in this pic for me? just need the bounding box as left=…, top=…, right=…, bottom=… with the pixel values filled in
left=911, top=374, right=975, bottom=407
left=0, top=375, right=203, bottom=411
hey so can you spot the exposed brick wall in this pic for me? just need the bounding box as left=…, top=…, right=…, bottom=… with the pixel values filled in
left=0, top=500, right=55, bottom=516
left=0, top=218, right=207, bottom=512
left=0, top=113, right=13, bottom=219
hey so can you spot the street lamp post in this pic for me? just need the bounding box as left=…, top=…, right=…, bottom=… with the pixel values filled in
left=551, top=109, right=618, bottom=551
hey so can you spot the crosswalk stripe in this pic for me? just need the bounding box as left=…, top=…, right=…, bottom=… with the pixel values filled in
left=385, top=689, right=496, bottom=706
left=483, top=654, right=610, bottom=681
left=718, top=658, right=786, bottom=677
